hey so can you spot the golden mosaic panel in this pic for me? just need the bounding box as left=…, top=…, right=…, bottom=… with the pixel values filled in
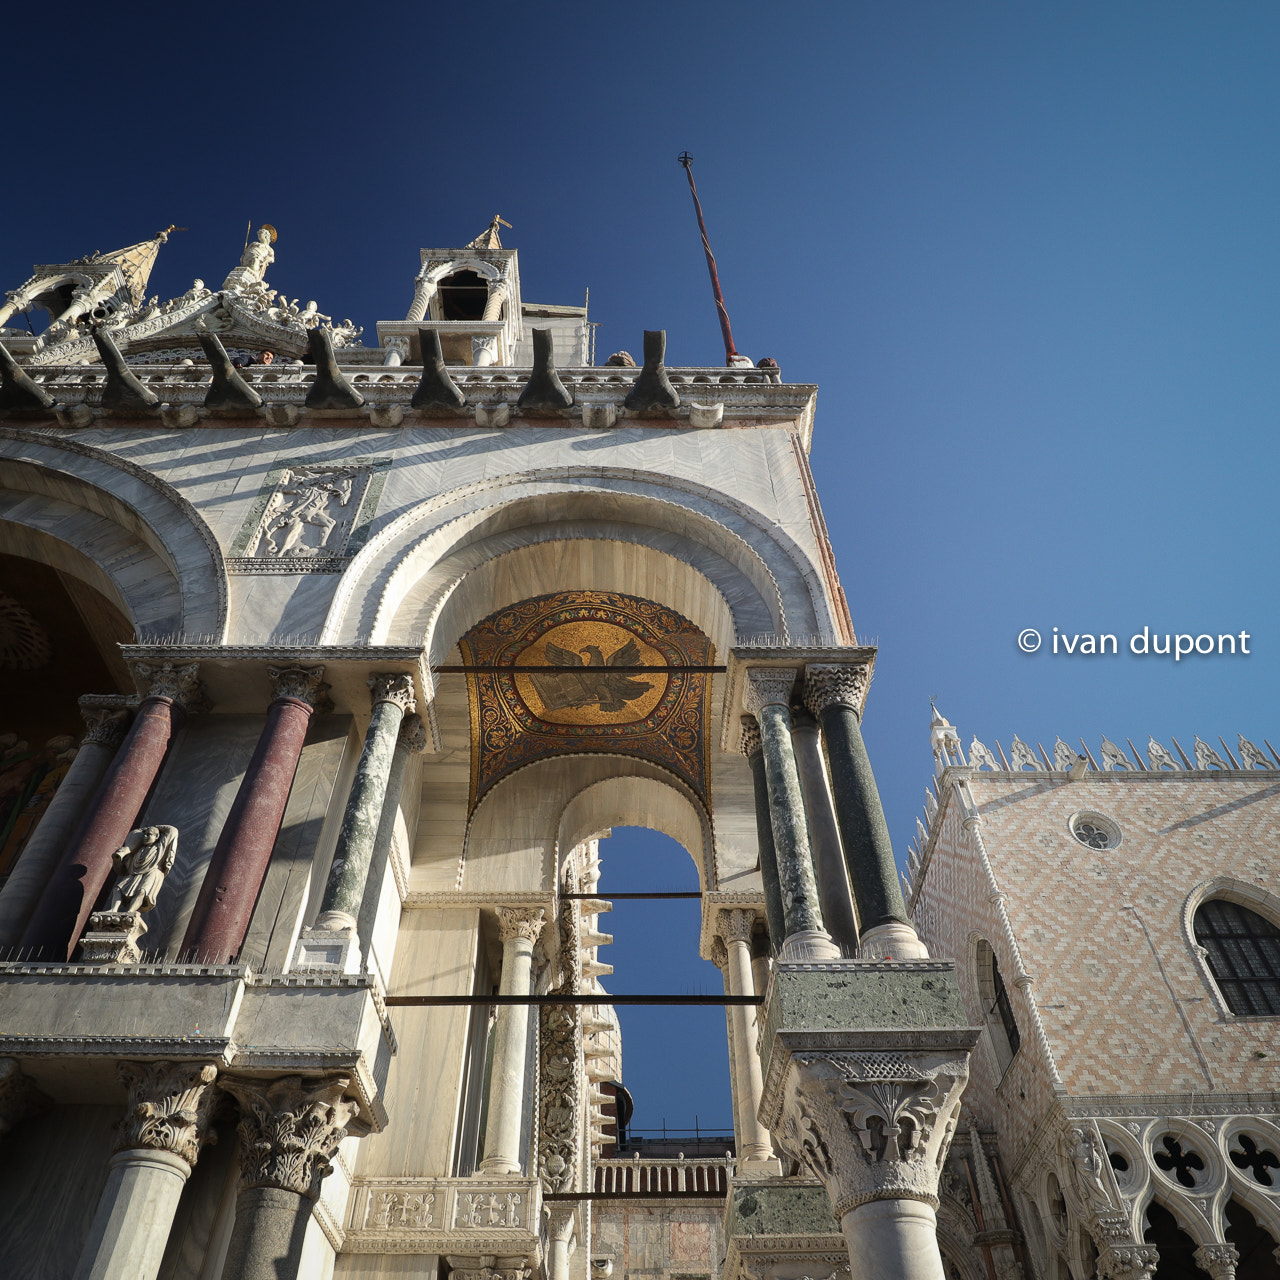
left=458, top=591, right=714, bottom=812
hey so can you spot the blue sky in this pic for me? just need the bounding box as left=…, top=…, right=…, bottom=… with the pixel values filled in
left=4, top=1, right=1278, bottom=1133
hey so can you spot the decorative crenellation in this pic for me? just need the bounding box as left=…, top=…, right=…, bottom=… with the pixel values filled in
left=959, top=730, right=1277, bottom=774
left=132, top=659, right=208, bottom=712
left=496, top=906, right=546, bottom=946
left=369, top=672, right=416, bottom=715
left=744, top=668, right=800, bottom=716
left=115, top=1060, right=219, bottom=1167
left=803, top=663, right=870, bottom=718
left=267, top=663, right=331, bottom=709
left=219, top=1073, right=360, bottom=1198
left=772, top=1049, right=970, bottom=1219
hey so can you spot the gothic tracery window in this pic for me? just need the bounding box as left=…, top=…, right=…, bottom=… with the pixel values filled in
left=1194, top=899, right=1280, bottom=1017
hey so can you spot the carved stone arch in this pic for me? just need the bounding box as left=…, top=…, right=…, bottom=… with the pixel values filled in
left=0, top=429, right=227, bottom=640
left=322, top=467, right=833, bottom=646
left=1220, top=1117, right=1280, bottom=1244
left=556, top=774, right=713, bottom=890
left=1141, top=1189, right=1220, bottom=1251
left=934, top=1210, right=987, bottom=1280
left=460, top=754, right=709, bottom=894
left=427, top=256, right=502, bottom=283
left=1182, top=876, right=1280, bottom=1019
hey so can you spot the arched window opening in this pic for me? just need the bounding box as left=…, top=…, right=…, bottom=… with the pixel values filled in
left=1144, top=1202, right=1210, bottom=1280
left=1194, top=899, right=1280, bottom=1016
left=438, top=269, right=490, bottom=321
left=976, top=938, right=1021, bottom=1073
left=595, top=827, right=734, bottom=1160
left=1225, top=1198, right=1280, bottom=1280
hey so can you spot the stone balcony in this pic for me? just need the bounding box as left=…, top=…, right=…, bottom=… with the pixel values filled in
left=0, top=963, right=395, bottom=1128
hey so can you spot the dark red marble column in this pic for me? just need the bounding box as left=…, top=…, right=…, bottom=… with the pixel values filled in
left=181, top=665, right=327, bottom=964
left=21, top=662, right=204, bottom=960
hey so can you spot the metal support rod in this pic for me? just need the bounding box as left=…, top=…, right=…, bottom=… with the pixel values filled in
left=385, top=994, right=762, bottom=1006
left=678, top=151, right=742, bottom=365
left=544, top=1192, right=727, bottom=1202
left=560, top=892, right=702, bottom=900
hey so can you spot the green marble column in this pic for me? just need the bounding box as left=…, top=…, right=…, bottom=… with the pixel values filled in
left=316, top=674, right=415, bottom=934
left=745, top=670, right=839, bottom=961
left=740, top=716, right=787, bottom=953
left=805, top=663, right=927, bottom=959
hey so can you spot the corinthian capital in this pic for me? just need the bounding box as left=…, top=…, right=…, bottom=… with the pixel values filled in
left=368, top=672, right=416, bottom=714
left=78, top=697, right=131, bottom=748
left=219, top=1074, right=359, bottom=1198
left=1098, top=1245, right=1160, bottom=1280
left=717, top=907, right=757, bottom=946
left=267, top=663, right=331, bottom=709
left=1193, top=1246, right=1239, bottom=1280
left=803, top=664, right=870, bottom=718
left=739, top=715, right=762, bottom=758
left=399, top=712, right=428, bottom=753
left=132, top=660, right=209, bottom=712
left=743, top=668, right=799, bottom=716
left=773, top=1050, right=969, bottom=1219
left=497, top=905, right=546, bottom=945
left=115, top=1060, right=219, bottom=1167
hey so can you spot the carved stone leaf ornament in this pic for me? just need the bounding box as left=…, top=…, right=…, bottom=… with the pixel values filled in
left=116, top=1060, right=219, bottom=1166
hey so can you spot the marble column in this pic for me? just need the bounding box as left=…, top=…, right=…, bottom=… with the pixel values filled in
left=21, top=661, right=205, bottom=960
left=790, top=707, right=860, bottom=954
left=744, top=670, right=839, bottom=961
left=357, top=713, right=427, bottom=962
left=0, top=698, right=131, bottom=947
left=405, top=276, right=439, bottom=323
left=740, top=717, right=787, bottom=953
left=314, top=674, right=415, bottom=940
left=546, top=1205, right=577, bottom=1280
left=715, top=908, right=774, bottom=1165
left=804, top=664, right=927, bottom=960
left=74, top=1061, right=219, bottom=1280
left=382, top=336, right=409, bottom=367
left=217, top=1074, right=359, bottom=1280
left=480, top=906, right=546, bottom=1175
left=182, top=665, right=329, bottom=964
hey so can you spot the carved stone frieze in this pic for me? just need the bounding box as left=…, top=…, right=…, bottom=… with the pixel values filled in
left=803, top=664, right=870, bottom=718
left=539, top=902, right=583, bottom=1194
left=773, top=1050, right=970, bottom=1219
left=369, top=672, right=416, bottom=715
left=115, top=1060, right=219, bottom=1167
left=219, top=1073, right=360, bottom=1198
left=267, top=663, right=331, bottom=709
left=497, top=907, right=546, bottom=945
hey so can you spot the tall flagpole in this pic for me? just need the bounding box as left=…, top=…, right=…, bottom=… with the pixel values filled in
left=678, top=153, right=743, bottom=367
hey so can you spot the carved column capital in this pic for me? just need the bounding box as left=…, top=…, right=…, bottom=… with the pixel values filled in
left=709, top=936, right=729, bottom=970
left=497, top=906, right=546, bottom=945
left=772, top=1049, right=969, bottom=1219
left=743, top=668, right=799, bottom=717
left=78, top=698, right=131, bottom=748
left=739, top=715, right=762, bottom=758
left=399, top=712, right=428, bottom=753
left=219, top=1073, right=360, bottom=1198
left=115, top=1060, right=219, bottom=1167
left=266, top=663, right=331, bottom=710
left=1193, top=1246, right=1239, bottom=1280
left=132, top=660, right=209, bottom=713
left=1098, top=1245, right=1160, bottom=1280
left=368, top=672, right=416, bottom=714
left=803, top=664, right=870, bottom=718
left=717, top=907, right=758, bottom=946
left=0, top=1058, right=51, bottom=1137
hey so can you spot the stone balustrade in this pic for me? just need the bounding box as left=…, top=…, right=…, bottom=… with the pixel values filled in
left=593, top=1156, right=731, bottom=1197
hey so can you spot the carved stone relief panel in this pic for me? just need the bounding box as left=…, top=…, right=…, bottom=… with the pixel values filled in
left=228, top=455, right=391, bottom=573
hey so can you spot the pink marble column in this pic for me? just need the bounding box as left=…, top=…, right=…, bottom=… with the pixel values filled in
left=20, top=662, right=204, bottom=961
left=181, top=665, right=328, bottom=964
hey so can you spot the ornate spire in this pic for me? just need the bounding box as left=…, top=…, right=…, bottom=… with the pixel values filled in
left=464, top=215, right=511, bottom=250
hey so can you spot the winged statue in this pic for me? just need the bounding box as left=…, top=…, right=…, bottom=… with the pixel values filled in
left=528, top=637, right=655, bottom=713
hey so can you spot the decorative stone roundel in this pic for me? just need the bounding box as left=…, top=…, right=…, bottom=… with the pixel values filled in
left=1068, top=811, right=1122, bottom=850
left=0, top=594, right=52, bottom=670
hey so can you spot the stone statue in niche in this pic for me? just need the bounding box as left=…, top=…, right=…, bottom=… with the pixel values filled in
left=80, top=825, right=178, bottom=964
left=258, top=467, right=356, bottom=558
